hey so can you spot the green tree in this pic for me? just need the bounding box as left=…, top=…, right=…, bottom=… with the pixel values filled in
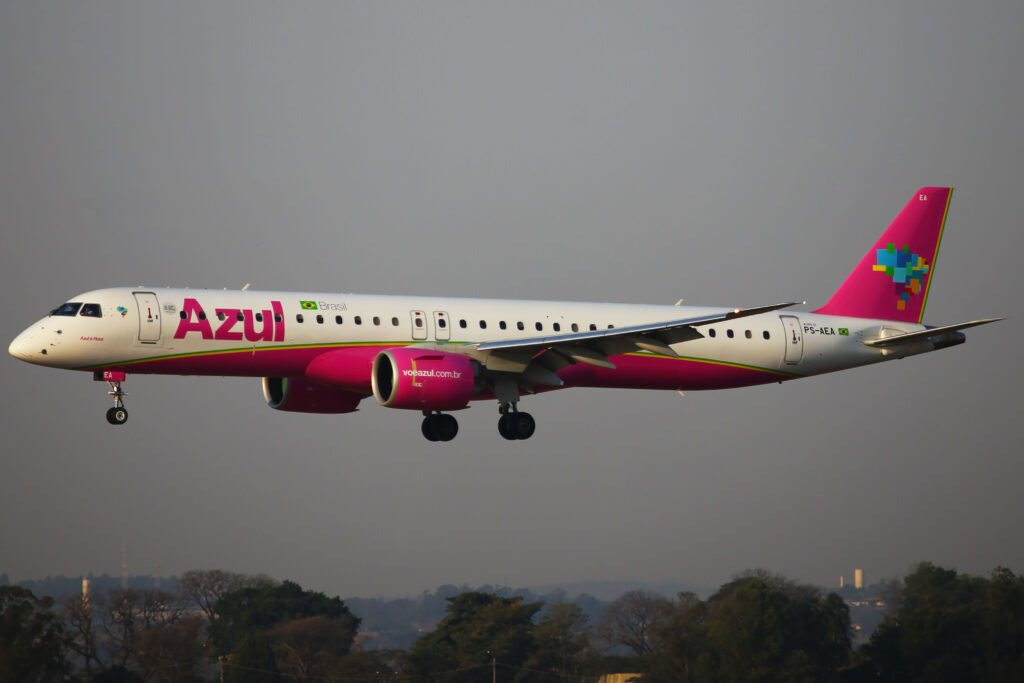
left=210, top=580, right=359, bottom=655
left=985, top=566, right=1024, bottom=681
left=180, top=569, right=276, bottom=624
left=861, top=563, right=1024, bottom=682
left=644, top=592, right=713, bottom=682
left=645, top=573, right=851, bottom=683
left=524, top=602, right=591, bottom=681
left=268, top=614, right=359, bottom=680
left=595, top=590, right=673, bottom=656
left=0, top=586, right=68, bottom=682
left=226, top=633, right=281, bottom=683
left=405, top=592, right=542, bottom=683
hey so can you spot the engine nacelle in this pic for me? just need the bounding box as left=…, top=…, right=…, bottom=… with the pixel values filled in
left=262, top=377, right=363, bottom=414
left=372, top=348, right=477, bottom=411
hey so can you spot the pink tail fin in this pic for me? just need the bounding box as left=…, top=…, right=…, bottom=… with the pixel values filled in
left=814, top=187, right=953, bottom=323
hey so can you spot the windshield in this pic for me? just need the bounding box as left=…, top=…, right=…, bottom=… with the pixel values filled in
left=80, top=303, right=102, bottom=317
left=51, top=302, right=82, bottom=316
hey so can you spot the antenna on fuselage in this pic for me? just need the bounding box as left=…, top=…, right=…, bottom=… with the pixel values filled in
left=675, top=299, right=685, bottom=306
left=242, top=283, right=251, bottom=291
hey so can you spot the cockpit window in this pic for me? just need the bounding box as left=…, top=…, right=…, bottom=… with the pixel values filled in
left=80, top=303, right=103, bottom=317
left=51, top=302, right=82, bottom=316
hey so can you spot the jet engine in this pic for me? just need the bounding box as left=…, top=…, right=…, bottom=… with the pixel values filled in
left=371, top=348, right=477, bottom=410
left=262, top=376, right=363, bottom=413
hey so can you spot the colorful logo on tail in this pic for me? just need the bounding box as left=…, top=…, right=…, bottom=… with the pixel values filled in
left=872, top=243, right=930, bottom=311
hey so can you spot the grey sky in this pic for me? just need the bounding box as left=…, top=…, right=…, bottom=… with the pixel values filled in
left=1, top=1, right=1021, bottom=598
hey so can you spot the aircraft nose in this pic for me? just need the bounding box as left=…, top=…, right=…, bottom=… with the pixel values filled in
left=9, top=329, right=37, bottom=361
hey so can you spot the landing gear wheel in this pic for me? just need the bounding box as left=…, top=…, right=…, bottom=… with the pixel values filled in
left=511, top=412, right=535, bottom=440
left=422, top=413, right=459, bottom=442
left=106, top=406, right=128, bottom=425
left=436, top=414, right=459, bottom=442
left=498, top=414, right=515, bottom=440
left=421, top=416, right=440, bottom=442
left=498, top=412, right=535, bottom=440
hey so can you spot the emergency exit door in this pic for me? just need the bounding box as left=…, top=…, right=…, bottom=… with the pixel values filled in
left=780, top=315, right=803, bottom=364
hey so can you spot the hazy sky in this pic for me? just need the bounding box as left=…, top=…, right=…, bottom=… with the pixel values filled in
left=1, top=1, right=1021, bottom=599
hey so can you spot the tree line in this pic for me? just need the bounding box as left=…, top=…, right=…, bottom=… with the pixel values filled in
left=2, top=563, right=1022, bottom=681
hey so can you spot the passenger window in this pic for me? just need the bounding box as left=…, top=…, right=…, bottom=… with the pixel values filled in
left=274, top=314, right=282, bottom=323
left=727, top=329, right=734, bottom=338
left=517, top=322, right=525, bottom=331
left=392, top=317, right=399, bottom=326
left=535, top=322, right=543, bottom=331
left=236, top=311, right=244, bottom=322
left=415, top=317, right=423, bottom=328
left=217, top=312, right=225, bottom=321
left=198, top=311, right=207, bottom=321
left=763, top=330, right=771, bottom=340
left=316, top=315, right=324, bottom=324
left=296, top=314, right=304, bottom=323
left=51, top=302, right=82, bottom=317
left=553, top=323, right=561, bottom=332
left=373, top=316, right=381, bottom=326
left=355, top=316, right=362, bottom=325
left=589, top=324, right=597, bottom=331
left=708, top=328, right=716, bottom=338
left=438, top=318, right=447, bottom=329
left=336, top=315, right=343, bottom=324
left=179, top=310, right=187, bottom=320
left=499, top=321, right=507, bottom=330
left=572, top=323, right=579, bottom=332
left=745, top=330, right=752, bottom=339
left=80, top=304, right=102, bottom=317
left=608, top=324, right=614, bottom=329
left=459, top=319, right=467, bottom=329
left=480, top=320, right=487, bottom=329
left=256, top=312, right=263, bottom=322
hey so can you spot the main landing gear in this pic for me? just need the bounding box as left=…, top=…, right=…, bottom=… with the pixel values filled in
left=422, top=412, right=459, bottom=442
left=105, top=380, right=128, bottom=425
left=418, top=409, right=536, bottom=441
left=498, top=404, right=535, bottom=441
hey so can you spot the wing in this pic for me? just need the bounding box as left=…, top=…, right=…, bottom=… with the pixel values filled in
left=461, top=302, right=798, bottom=383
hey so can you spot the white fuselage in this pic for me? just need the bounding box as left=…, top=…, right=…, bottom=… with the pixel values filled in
left=9, top=287, right=922, bottom=388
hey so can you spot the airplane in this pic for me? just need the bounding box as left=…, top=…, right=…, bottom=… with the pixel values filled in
left=8, top=187, right=1001, bottom=441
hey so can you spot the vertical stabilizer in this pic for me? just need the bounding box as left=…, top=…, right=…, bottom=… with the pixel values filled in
left=814, top=187, right=952, bottom=323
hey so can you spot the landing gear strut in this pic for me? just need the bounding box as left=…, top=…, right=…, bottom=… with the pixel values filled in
left=498, top=404, right=535, bottom=441
left=105, top=381, right=128, bottom=425
left=421, top=412, right=458, bottom=442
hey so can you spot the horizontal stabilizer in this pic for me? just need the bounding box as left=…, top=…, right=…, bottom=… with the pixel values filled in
left=863, top=318, right=1004, bottom=348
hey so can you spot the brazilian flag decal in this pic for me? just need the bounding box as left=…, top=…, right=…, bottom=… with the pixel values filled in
left=838, top=328, right=849, bottom=336
left=300, top=300, right=318, bottom=310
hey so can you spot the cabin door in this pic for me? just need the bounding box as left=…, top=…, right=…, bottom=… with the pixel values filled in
left=133, top=292, right=162, bottom=344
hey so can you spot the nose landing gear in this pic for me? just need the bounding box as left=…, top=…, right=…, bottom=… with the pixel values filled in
left=95, top=371, right=128, bottom=425
left=105, top=381, right=128, bottom=425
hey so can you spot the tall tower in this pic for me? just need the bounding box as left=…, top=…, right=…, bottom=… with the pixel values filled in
left=121, top=541, right=129, bottom=590
left=81, top=578, right=91, bottom=613
left=839, top=575, right=845, bottom=589
left=854, top=568, right=864, bottom=590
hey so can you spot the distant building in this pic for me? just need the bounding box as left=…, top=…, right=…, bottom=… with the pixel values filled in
left=854, top=568, right=864, bottom=590
left=839, top=575, right=845, bottom=589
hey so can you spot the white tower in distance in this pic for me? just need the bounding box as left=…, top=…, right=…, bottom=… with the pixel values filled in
left=854, top=568, right=864, bottom=590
